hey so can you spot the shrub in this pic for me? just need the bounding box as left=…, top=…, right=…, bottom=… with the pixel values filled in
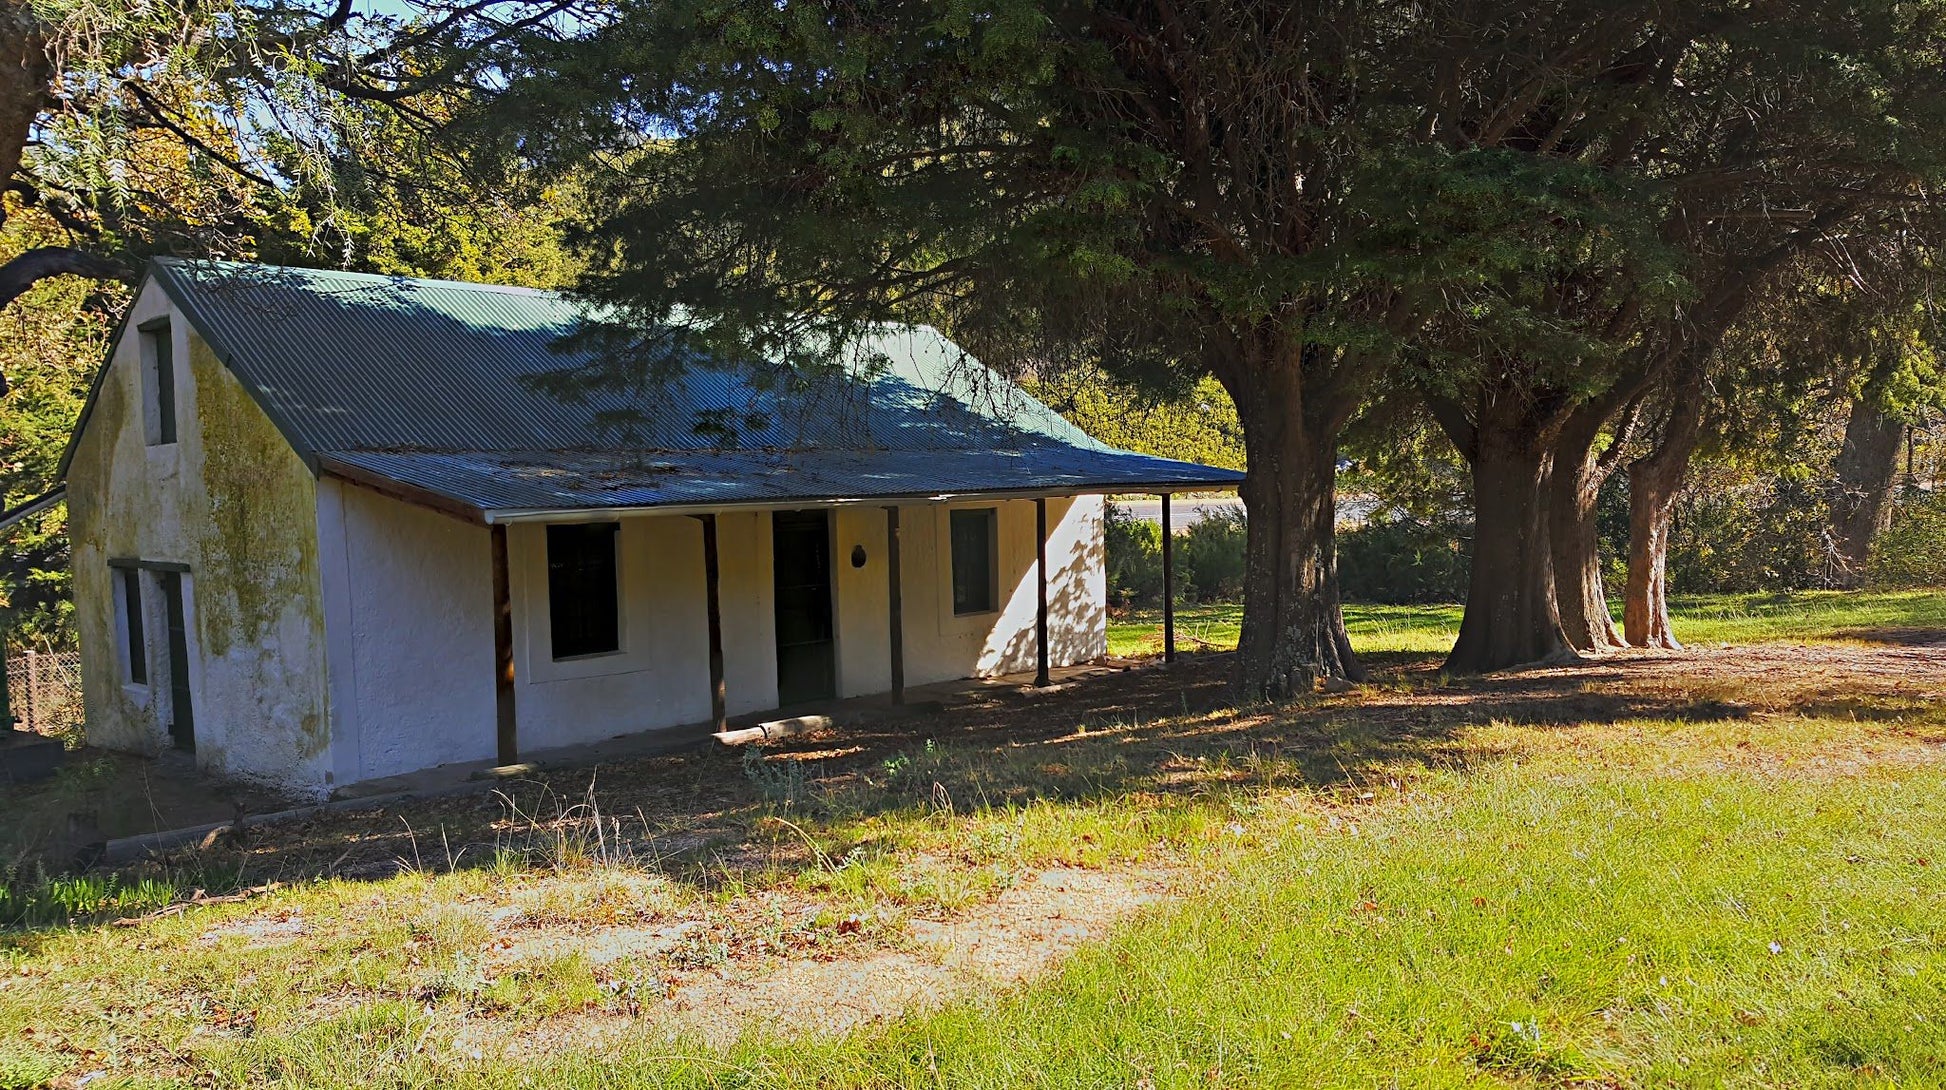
left=1870, top=491, right=1946, bottom=588
left=1664, top=475, right=1835, bottom=593
left=1104, top=503, right=1163, bottom=607
left=1338, top=514, right=1471, bottom=604
left=1179, top=509, right=1247, bottom=601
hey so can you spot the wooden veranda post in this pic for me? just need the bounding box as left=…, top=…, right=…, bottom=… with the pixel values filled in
left=490, top=523, right=517, bottom=765
left=700, top=514, right=728, bottom=732
left=1035, top=498, right=1050, bottom=687
left=886, top=505, right=905, bottom=704
left=1160, top=493, right=1176, bottom=663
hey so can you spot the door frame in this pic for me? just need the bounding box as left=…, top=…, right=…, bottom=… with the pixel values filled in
left=107, top=557, right=200, bottom=753
left=770, top=508, right=838, bottom=706
left=158, top=569, right=195, bottom=751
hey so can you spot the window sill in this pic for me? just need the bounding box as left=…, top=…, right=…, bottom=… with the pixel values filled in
left=551, top=649, right=625, bottom=664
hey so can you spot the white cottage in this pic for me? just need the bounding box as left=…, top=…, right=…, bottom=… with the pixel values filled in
left=57, top=260, right=1240, bottom=798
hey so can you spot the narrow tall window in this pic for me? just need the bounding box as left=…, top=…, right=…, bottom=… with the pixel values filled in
left=950, top=507, right=998, bottom=615
left=547, top=522, right=620, bottom=658
left=141, top=319, right=176, bottom=445
left=118, top=567, right=148, bottom=684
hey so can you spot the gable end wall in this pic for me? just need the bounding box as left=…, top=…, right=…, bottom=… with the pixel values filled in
left=67, top=280, right=333, bottom=797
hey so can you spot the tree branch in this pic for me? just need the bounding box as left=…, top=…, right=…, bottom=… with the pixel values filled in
left=0, top=247, right=129, bottom=313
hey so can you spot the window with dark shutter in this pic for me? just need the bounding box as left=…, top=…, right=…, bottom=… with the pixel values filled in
left=950, top=508, right=998, bottom=615
left=547, top=522, right=620, bottom=658
left=120, top=567, right=147, bottom=684
left=141, top=320, right=176, bottom=445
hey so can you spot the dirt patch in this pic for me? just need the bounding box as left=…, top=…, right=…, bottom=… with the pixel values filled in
left=458, top=863, right=1176, bottom=1058
left=198, top=906, right=309, bottom=948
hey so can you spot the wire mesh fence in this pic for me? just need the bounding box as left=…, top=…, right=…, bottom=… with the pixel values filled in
left=6, top=649, right=83, bottom=739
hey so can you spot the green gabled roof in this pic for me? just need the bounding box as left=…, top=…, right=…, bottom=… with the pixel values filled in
left=62, top=259, right=1242, bottom=516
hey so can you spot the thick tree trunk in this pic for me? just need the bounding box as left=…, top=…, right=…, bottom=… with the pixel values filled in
left=1624, top=463, right=1683, bottom=649
left=1547, top=405, right=1627, bottom=652
left=1226, top=353, right=1362, bottom=700
left=0, top=19, right=52, bottom=199
left=1623, top=377, right=1705, bottom=649
left=1445, top=427, right=1579, bottom=672
left=1828, top=396, right=1904, bottom=588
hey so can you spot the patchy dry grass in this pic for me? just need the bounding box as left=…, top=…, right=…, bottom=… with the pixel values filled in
left=2, top=592, right=1943, bottom=1087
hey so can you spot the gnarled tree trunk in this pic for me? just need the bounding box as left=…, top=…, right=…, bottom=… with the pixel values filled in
left=1547, top=396, right=1639, bottom=652
left=1446, top=423, right=1578, bottom=672
left=1624, top=374, right=1706, bottom=649
left=1224, top=344, right=1362, bottom=700
left=1828, top=395, right=1904, bottom=587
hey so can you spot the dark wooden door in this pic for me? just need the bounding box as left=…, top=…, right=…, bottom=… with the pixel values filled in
left=159, top=570, right=195, bottom=752
left=772, top=510, right=836, bottom=706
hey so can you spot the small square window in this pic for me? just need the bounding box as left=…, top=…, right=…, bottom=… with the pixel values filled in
left=117, top=567, right=148, bottom=685
left=140, top=320, right=176, bottom=446
left=547, top=522, right=620, bottom=659
left=950, top=508, right=998, bottom=615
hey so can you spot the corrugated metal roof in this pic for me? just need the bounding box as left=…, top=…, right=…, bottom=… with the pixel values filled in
left=324, top=447, right=1236, bottom=521
left=143, top=259, right=1242, bottom=515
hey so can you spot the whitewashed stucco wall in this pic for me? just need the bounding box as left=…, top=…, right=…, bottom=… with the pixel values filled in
left=317, top=479, right=499, bottom=784
left=831, top=496, right=1107, bottom=692
left=67, top=281, right=334, bottom=795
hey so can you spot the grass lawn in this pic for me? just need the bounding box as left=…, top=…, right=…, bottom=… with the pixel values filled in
left=1107, top=588, right=1946, bottom=658
left=3, top=590, right=1944, bottom=1088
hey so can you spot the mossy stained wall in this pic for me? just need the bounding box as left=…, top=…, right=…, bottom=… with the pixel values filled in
left=67, top=281, right=332, bottom=795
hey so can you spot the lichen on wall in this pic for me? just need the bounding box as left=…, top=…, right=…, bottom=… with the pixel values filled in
left=188, top=336, right=331, bottom=771
left=65, top=347, right=153, bottom=753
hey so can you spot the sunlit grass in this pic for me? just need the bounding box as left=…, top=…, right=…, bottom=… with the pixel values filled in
left=1106, top=600, right=1463, bottom=658
left=1107, top=589, right=1946, bottom=658
left=3, top=590, right=1944, bottom=1087
left=28, top=711, right=1933, bottom=1088
left=1668, top=588, right=1946, bottom=645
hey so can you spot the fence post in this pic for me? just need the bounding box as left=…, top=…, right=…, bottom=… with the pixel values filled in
left=24, top=649, right=38, bottom=733
left=0, top=639, right=11, bottom=731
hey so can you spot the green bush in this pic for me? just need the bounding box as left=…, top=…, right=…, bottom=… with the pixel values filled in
left=1180, top=509, right=1247, bottom=601
left=1664, top=476, right=1833, bottom=593
left=1870, top=491, right=1946, bottom=588
left=1104, top=503, right=1163, bottom=607
left=1339, top=514, right=1471, bottom=604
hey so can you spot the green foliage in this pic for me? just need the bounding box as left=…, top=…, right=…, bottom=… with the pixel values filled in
left=741, top=745, right=810, bottom=808
left=1102, top=504, right=1161, bottom=609
left=1102, top=505, right=1245, bottom=607
left=1035, top=374, right=1244, bottom=472
left=0, top=862, right=189, bottom=930
left=0, top=211, right=127, bottom=649
left=1339, top=514, right=1471, bottom=605
left=1663, top=473, right=1838, bottom=594
left=1870, top=492, right=1946, bottom=588
left=1177, top=511, right=1246, bottom=603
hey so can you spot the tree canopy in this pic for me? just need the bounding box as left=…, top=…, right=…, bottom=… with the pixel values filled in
left=489, top=0, right=1946, bottom=692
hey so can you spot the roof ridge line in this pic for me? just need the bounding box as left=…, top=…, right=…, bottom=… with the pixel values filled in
left=152, top=256, right=564, bottom=300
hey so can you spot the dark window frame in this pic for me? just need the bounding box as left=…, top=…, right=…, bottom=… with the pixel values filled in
left=139, top=318, right=176, bottom=446
left=949, top=507, right=999, bottom=616
left=546, top=522, right=622, bottom=660
left=119, top=567, right=148, bottom=685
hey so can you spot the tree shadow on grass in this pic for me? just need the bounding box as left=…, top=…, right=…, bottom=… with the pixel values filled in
left=9, top=631, right=1940, bottom=940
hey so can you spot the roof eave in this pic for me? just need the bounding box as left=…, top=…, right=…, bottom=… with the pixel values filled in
left=477, top=477, right=1244, bottom=525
